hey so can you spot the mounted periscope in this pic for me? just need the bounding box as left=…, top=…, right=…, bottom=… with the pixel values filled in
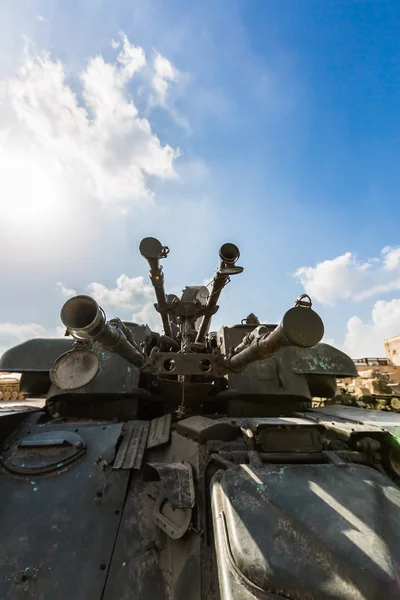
left=196, top=242, right=243, bottom=343
left=139, top=237, right=172, bottom=338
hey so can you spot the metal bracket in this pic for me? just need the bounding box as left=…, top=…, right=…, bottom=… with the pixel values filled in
left=295, top=294, right=312, bottom=308
left=153, top=496, right=192, bottom=539
left=143, top=461, right=195, bottom=509
left=145, top=348, right=225, bottom=377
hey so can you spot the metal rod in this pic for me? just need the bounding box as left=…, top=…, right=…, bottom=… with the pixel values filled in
left=160, top=335, right=180, bottom=351
left=196, top=243, right=242, bottom=343
left=139, top=237, right=172, bottom=338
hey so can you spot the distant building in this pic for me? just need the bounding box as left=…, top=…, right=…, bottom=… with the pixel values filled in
left=385, top=335, right=400, bottom=367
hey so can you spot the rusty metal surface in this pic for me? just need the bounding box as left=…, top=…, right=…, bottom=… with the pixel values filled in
left=147, top=349, right=225, bottom=377
left=0, top=422, right=128, bottom=600
left=143, top=461, right=195, bottom=509
left=113, top=421, right=150, bottom=469
left=50, top=348, right=99, bottom=390
left=147, top=414, right=172, bottom=449
left=102, top=476, right=169, bottom=600
left=176, top=416, right=239, bottom=443
left=103, top=474, right=202, bottom=600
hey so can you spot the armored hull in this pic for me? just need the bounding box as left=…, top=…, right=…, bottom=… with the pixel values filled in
left=0, top=236, right=399, bottom=599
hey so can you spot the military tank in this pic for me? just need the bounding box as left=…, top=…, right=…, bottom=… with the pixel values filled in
left=0, top=374, right=25, bottom=401
left=334, top=369, right=400, bottom=412
left=1, top=236, right=400, bottom=600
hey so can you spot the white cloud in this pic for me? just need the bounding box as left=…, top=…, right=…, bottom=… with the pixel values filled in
left=87, top=274, right=154, bottom=311
left=131, top=302, right=162, bottom=333
left=0, top=33, right=183, bottom=272
left=0, top=32, right=179, bottom=233
left=149, top=51, right=190, bottom=131
left=382, top=246, right=400, bottom=271
left=294, top=246, right=400, bottom=305
left=56, top=282, right=77, bottom=297
left=0, top=322, right=47, bottom=340
left=152, top=52, right=179, bottom=105
left=0, top=322, right=47, bottom=358
left=295, top=246, right=400, bottom=356
left=342, top=298, right=400, bottom=358
left=57, top=272, right=176, bottom=332
left=294, top=252, right=367, bottom=305
left=86, top=274, right=171, bottom=332
left=115, top=32, right=146, bottom=80
left=86, top=274, right=161, bottom=330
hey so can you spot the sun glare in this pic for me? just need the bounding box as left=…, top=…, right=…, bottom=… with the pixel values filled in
left=0, top=151, right=65, bottom=229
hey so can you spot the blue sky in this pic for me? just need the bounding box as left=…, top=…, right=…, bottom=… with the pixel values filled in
left=0, top=0, right=399, bottom=358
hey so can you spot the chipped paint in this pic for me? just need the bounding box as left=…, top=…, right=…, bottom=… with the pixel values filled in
left=292, top=344, right=358, bottom=377
left=307, top=356, right=338, bottom=372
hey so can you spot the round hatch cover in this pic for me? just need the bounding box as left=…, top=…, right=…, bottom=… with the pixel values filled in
left=50, top=348, right=99, bottom=390
left=2, top=430, right=86, bottom=475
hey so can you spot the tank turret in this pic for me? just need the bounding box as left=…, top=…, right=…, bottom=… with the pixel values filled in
left=0, top=237, right=399, bottom=600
